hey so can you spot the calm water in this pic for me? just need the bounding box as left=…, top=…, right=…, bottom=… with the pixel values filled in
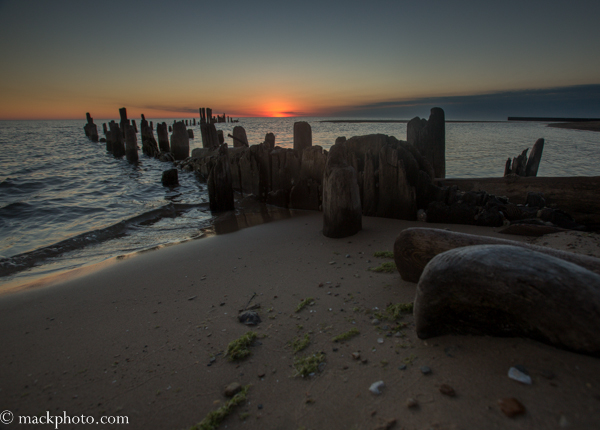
left=1, top=117, right=599, bottom=289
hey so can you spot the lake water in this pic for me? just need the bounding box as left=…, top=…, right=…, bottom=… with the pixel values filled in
left=1, top=117, right=599, bottom=290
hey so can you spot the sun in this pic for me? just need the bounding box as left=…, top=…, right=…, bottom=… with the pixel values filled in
left=261, top=101, right=298, bottom=118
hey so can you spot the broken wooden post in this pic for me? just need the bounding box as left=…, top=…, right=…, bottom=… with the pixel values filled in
left=132, top=119, right=138, bottom=133
left=187, top=129, right=194, bottom=139
left=109, top=121, right=125, bottom=157
left=231, top=126, right=249, bottom=147
left=156, top=122, right=170, bottom=152
left=293, top=121, right=312, bottom=153
left=83, top=113, right=99, bottom=142
left=200, top=121, right=220, bottom=149
left=140, top=114, right=159, bottom=157
left=264, top=132, right=275, bottom=151
left=170, top=121, right=189, bottom=160
left=162, top=169, right=178, bottom=186
left=407, top=107, right=445, bottom=178
left=208, top=144, right=235, bottom=212
left=119, top=107, right=129, bottom=138
left=525, top=138, right=544, bottom=177
left=125, top=123, right=138, bottom=163
left=322, top=142, right=362, bottom=238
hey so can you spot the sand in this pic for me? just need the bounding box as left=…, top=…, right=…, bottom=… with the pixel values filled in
left=1, top=211, right=600, bottom=430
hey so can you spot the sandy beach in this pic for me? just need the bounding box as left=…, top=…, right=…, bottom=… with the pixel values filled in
left=1, top=211, right=600, bottom=430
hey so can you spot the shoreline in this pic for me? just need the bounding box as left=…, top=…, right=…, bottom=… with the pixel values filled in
left=2, top=212, right=599, bottom=429
left=547, top=121, right=600, bottom=132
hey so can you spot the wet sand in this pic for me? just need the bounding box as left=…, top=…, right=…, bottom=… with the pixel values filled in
left=1, top=212, right=599, bottom=430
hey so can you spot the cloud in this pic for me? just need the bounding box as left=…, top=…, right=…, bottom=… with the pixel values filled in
left=328, top=84, right=600, bottom=120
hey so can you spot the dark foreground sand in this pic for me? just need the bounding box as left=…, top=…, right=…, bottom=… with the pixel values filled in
left=1, top=212, right=600, bottom=430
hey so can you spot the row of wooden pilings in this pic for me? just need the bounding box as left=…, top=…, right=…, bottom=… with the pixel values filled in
left=85, top=107, right=449, bottom=238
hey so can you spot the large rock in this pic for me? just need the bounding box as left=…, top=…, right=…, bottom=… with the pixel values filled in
left=414, top=244, right=600, bottom=356
left=293, top=121, right=312, bottom=153
left=393, top=227, right=600, bottom=283
left=170, top=121, right=190, bottom=160
left=207, top=144, right=235, bottom=212
left=322, top=143, right=362, bottom=238
left=407, top=107, right=445, bottom=178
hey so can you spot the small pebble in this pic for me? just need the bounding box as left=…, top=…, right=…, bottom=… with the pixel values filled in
left=406, top=398, right=418, bottom=408
left=439, top=384, right=456, bottom=397
left=420, top=366, right=432, bottom=375
left=498, top=397, right=526, bottom=418
left=398, top=364, right=407, bottom=370
left=372, top=319, right=381, bottom=326
left=352, top=352, right=361, bottom=360
left=377, top=338, right=384, bottom=344
left=257, top=404, right=263, bottom=410
left=508, top=367, right=532, bottom=385
left=369, top=380, right=385, bottom=395
left=224, top=382, right=241, bottom=397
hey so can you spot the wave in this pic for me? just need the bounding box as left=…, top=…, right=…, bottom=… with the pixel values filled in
left=0, top=202, right=210, bottom=278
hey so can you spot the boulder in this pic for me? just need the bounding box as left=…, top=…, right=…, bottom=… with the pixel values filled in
left=414, top=244, right=600, bottom=356
left=322, top=143, right=362, bottom=238
left=393, top=227, right=600, bottom=283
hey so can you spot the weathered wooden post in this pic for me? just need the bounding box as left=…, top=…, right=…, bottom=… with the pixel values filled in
left=200, top=121, right=220, bottom=149
left=187, top=129, right=194, bottom=139
left=525, top=138, right=544, bottom=177
left=170, top=121, right=189, bottom=160
left=322, top=141, right=362, bottom=238
left=132, top=119, right=138, bottom=133
left=125, top=123, right=138, bottom=163
left=109, top=121, right=125, bottom=157
left=83, top=113, right=99, bottom=141
left=231, top=126, right=249, bottom=147
left=119, top=107, right=129, bottom=138
left=293, top=121, right=312, bottom=154
left=407, top=107, right=445, bottom=178
left=162, top=169, right=179, bottom=186
left=208, top=144, right=235, bottom=212
left=157, top=122, right=170, bottom=152
left=140, top=114, right=159, bottom=157
left=264, top=132, right=275, bottom=151
left=102, top=123, right=108, bottom=136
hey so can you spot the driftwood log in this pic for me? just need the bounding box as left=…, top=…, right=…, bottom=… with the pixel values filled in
left=394, top=227, right=600, bottom=283
left=437, top=176, right=600, bottom=226
left=414, top=244, right=600, bottom=356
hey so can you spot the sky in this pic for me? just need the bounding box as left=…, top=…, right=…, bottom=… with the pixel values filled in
left=0, top=0, right=599, bottom=120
